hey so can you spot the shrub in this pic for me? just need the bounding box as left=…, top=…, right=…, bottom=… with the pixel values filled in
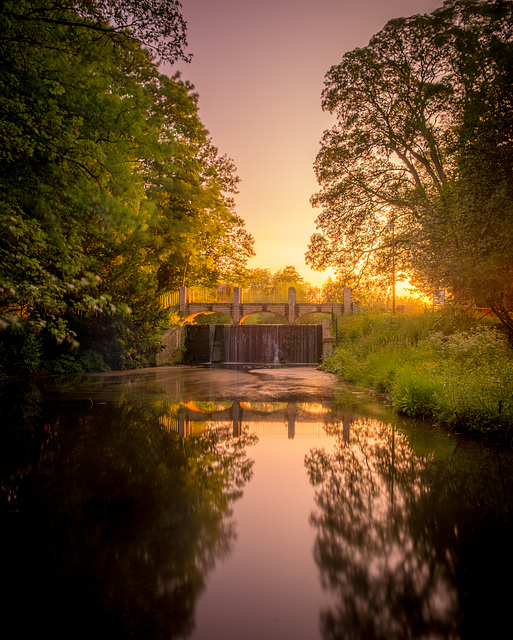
left=79, top=350, right=110, bottom=372
left=323, top=308, right=513, bottom=434
left=0, top=328, right=43, bottom=376
left=320, top=348, right=362, bottom=384
left=44, top=355, right=86, bottom=374
left=391, top=364, right=443, bottom=418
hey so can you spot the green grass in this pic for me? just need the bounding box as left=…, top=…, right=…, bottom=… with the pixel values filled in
left=322, top=309, right=513, bottom=438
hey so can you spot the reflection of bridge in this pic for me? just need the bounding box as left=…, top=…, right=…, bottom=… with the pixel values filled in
left=159, top=400, right=354, bottom=440
left=163, top=286, right=351, bottom=324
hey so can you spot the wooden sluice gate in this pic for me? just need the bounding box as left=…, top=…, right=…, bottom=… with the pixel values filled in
left=182, top=323, right=324, bottom=365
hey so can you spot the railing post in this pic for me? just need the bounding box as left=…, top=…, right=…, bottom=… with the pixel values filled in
left=233, top=286, right=240, bottom=324
left=288, top=287, right=296, bottom=324
left=179, top=287, right=186, bottom=317
left=343, top=287, right=351, bottom=315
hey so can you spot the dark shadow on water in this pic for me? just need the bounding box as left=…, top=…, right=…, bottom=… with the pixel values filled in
left=305, top=417, right=513, bottom=640
left=0, top=381, right=256, bottom=640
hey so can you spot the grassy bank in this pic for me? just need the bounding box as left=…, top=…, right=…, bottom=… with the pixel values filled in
left=322, top=309, right=513, bottom=440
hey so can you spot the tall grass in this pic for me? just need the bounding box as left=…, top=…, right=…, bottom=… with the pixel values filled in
left=322, top=309, right=513, bottom=437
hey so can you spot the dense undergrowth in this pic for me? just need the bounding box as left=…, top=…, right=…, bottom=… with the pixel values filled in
left=322, top=309, right=513, bottom=440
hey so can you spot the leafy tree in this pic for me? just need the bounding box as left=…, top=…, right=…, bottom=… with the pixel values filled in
left=307, top=0, right=513, bottom=334
left=146, top=73, right=254, bottom=291
left=321, top=277, right=351, bottom=303
left=4, top=0, right=189, bottom=64
left=0, top=0, right=255, bottom=369
left=442, top=0, right=513, bottom=330
left=0, top=3, right=162, bottom=349
left=272, top=265, right=321, bottom=302
left=238, top=266, right=322, bottom=303
left=238, top=268, right=274, bottom=294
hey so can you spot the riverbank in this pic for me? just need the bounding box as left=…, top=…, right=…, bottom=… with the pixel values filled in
left=322, top=309, right=513, bottom=441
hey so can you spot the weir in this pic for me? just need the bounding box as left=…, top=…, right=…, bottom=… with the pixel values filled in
left=182, top=324, right=323, bottom=365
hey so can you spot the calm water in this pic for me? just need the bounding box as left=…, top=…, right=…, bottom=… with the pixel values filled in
left=1, top=366, right=513, bottom=640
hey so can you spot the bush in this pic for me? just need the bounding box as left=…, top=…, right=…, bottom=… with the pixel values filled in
left=391, top=364, right=443, bottom=418
left=322, top=308, right=513, bottom=435
left=0, top=328, right=43, bottom=377
left=43, top=354, right=86, bottom=374
left=321, top=348, right=363, bottom=384
left=79, top=350, right=110, bottom=372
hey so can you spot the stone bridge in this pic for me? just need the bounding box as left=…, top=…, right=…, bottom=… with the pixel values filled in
left=173, top=286, right=351, bottom=324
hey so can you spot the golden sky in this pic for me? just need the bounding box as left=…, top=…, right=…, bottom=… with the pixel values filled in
left=166, top=0, right=443, bottom=287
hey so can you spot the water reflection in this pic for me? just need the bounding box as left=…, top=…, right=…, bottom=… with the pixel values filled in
left=0, top=384, right=256, bottom=640
left=159, top=400, right=345, bottom=439
left=2, top=369, right=513, bottom=639
left=305, top=418, right=513, bottom=639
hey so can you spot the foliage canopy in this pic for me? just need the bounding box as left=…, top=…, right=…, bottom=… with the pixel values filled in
left=307, top=0, right=513, bottom=333
left=0, top=0, right=254, bottom=371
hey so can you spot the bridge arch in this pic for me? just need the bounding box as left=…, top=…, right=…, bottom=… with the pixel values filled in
left=180, top=311, right=233, bottom=325
left=294, top=311, right=333, bottom=325
left=239, top=311, right=288, bottom=325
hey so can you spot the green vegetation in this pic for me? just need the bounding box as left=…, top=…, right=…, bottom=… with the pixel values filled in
left=321, top=310, right=513, bottom=438
left=241, top=313, right=289, bottom=325
left=312, top=0, right=513, bottom=439
left=308, top=0, right=513, bottom=337
left=0, top=0, right=254, bottom=376
left=3, top=0, right=513, bottom=380
left=240, top=265, right=323, bottom=303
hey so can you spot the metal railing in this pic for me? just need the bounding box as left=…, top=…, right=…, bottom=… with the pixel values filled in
left=240, top=288, right=289, bottom=303
left=159, top=287, right=232, bottom=306
left=159, top=286, right=347, bottom=307
left=159, top=291, right=180, bottom=307
left=186, top=287, right=232, bottom=303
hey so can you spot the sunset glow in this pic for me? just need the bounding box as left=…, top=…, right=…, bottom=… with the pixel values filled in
left=167, top=0, right=443, bottom=287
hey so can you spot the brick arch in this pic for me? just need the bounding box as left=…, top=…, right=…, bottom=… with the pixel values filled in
left=294, top=311, right=333, bottom=324
left=180, top=311, right=233, bottom=325
left=239, top=310, right=288, bottom=325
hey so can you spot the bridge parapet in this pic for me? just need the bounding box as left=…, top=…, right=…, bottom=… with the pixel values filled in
left=162, top=286, right=351, bottom=324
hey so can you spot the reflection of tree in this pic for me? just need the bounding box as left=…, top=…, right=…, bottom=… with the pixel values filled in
left=306, top=418, right=513, bottom=638
left=305, top=419, right=460, bottom=639
left=0, top=388, right=256, bottom=639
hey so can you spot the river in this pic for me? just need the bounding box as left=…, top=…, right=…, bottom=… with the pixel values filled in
left=1, top=365, right=513, bottom=639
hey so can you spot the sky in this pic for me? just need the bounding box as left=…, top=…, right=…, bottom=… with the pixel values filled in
left=164, top=0, right=443, bottom=287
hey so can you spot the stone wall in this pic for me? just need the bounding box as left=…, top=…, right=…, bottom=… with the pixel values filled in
left=321, top=319, right=336, bottom=359
left=155, top=326, right=182, bottom=365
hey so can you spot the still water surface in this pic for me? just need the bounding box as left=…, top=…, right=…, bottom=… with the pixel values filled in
left=2, top=366, right=513, bottom=639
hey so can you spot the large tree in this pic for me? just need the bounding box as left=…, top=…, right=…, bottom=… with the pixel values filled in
left=307, top=0, right=513, bottom=331
left=0, top=2, right=150, bottom=341
left=4, top=0, right=189, bottom=64
left=144, top=73, right=254, bottom=292
left=0, top=0, right=254, bottom=369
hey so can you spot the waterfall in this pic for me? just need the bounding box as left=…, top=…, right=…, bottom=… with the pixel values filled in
left=208, top=325, right=216, bottom=364
left=183, top=324, right=323, bottom=365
